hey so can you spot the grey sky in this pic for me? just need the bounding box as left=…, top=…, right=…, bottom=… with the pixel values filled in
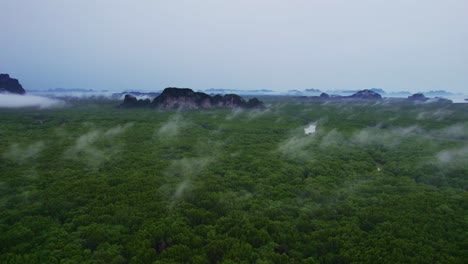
left=1, top=0, right=467, bottom=93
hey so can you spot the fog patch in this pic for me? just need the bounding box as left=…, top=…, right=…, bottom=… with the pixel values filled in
left=167, top=157, right=214, bottom=179
left=416, top=108, right=453, bottom=121
left=30, top=90, right=117, bottom=100
left=3, top=141, right=45, bottom=164
left=304, top=123, right=317, bottom=134
left=173, top=180, right=191, bottom=200
left=65, top=123, right=133, bottom=168
left=393, top=125, right=421, bottom=136
left=225, top=108, right=244, bottom=120
left=156, top=114, right=188, bottom=138
left=436, top=144, right=468, bottom=164
left=194, top=139, right=222, bottom=157
left=433, top=123, right=468, bottom=140
left=0, top=93, right=65, bottom=109
left=105, top=124, right=133, bottom=137
left=278, top=133, right=316, bottom=161
left=245, top=108, right=270, bottom=121
left=319, top=129, right=347, bottom=148
left=166, top=157, right=214, bottom=205
left=351, top=128, right=401, bottom=148
left=351, top=125, right=421, bottom=148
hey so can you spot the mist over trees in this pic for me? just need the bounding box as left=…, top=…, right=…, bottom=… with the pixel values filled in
left=0, top=98, right=466, bottom=263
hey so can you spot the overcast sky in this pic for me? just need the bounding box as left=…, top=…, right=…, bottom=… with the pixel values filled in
left=1, top=0, right=467, bottom=93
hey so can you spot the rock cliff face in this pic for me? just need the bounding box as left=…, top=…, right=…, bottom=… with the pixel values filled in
left=151, top=88, right=211, bottom=109
left=349, top=89, right=382, bottom=100
left=119, top=87, right=264, bottom=109
left=0, top=74, right=26, bottom=94
left=149, top=88, right=264, bottom=109
left=119, top=94, right=152, bottom=108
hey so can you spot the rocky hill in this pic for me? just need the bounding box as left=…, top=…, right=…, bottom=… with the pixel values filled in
left=349, top=89, right=382, bottom=100
left=119, top=94, right=152, bottom=108
left=0, top=74, right=26, bottom=94
left=407, top=93, right=428, bottom=101
left=120, top=87, right=264, bottom=109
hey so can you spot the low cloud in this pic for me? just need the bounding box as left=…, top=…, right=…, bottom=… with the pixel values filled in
left=173, top=180, right=191, bottom=200
left=350, top=125, right=422, bottom=148
left=165, top=157, right=214, bottom=205
left=65, top=123, right=133, bottom=168
left=245, top=109, right=270, bottom=121
left=225, top=108, right=244, bottom=120
left=319, top=129, right=347, bottom=148
left=3, top=141, right=45, bottom=163
left=294, top=124, right=425, bottom=151
left=436, top=144, right=468, bottom=164
left=0, top=93, right=65, bottom=109
left=167, top=157, right=214, bottom=179
left=416, top=108, right=453, bottom=121
left=278, top=134, right=316, bottom=161
left=433, top=123, right=468, bottom=140
left=156, top=114, right=188, bottom=138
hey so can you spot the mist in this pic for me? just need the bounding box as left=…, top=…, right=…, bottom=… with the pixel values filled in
left=436, top=144, right=468, bottom=164
left=64, top=123, right=133, bottom=168
left=225, top=108, right=244, bottom=121
left=350, top=126, right=419, bottom=148
left=278, top=121, right=466, bottom=163
left=434, top=123, right=468, bottom=140
left=304, top=123, right=317, bottom=134
left=165, top=156, right=215, bottom=209
left=0, top=93, right=65, bottom=109
left=416, top=108, right=453, bottom=121
left=156, top=114, right=188, bottom=138
left=2, top=141, right=45, bottom=164
left=278, top=133, right=316, bottom=161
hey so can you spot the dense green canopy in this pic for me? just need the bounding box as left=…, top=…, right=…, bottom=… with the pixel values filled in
left=0, top=98, right=466, bottom=263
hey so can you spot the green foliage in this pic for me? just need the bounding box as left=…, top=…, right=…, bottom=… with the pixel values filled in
left=0, top=99, right=466, bottom=263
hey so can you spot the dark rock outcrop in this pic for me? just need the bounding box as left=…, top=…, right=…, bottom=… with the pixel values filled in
left=0, top=74, right=26, bottom=94
left=119, top=88, right=264, bottom=109
left=408, top=93, right=428, bottom=101
left=150, top=87, right=264, bottom=109
left=319, top=93, right=330, bottom=99
left=119, top=94, right=151, bottom=108
left=349, top=89, right=382, bottom=100
left=245, top=97, right=263, bottom=108
left=152, top=88, right=211, bottom=109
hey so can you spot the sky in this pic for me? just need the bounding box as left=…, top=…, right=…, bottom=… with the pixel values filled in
left=1, top=0, right=467, bottom=93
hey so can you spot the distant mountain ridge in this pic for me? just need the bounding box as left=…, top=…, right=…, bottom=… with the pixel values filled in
left=298, top=89, right=453, bottom=103
left=422, top=90, right=457, bottom=96
left=47, top=88, right=96, bottom=93
left=303, top=89, right=383, bottom=100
